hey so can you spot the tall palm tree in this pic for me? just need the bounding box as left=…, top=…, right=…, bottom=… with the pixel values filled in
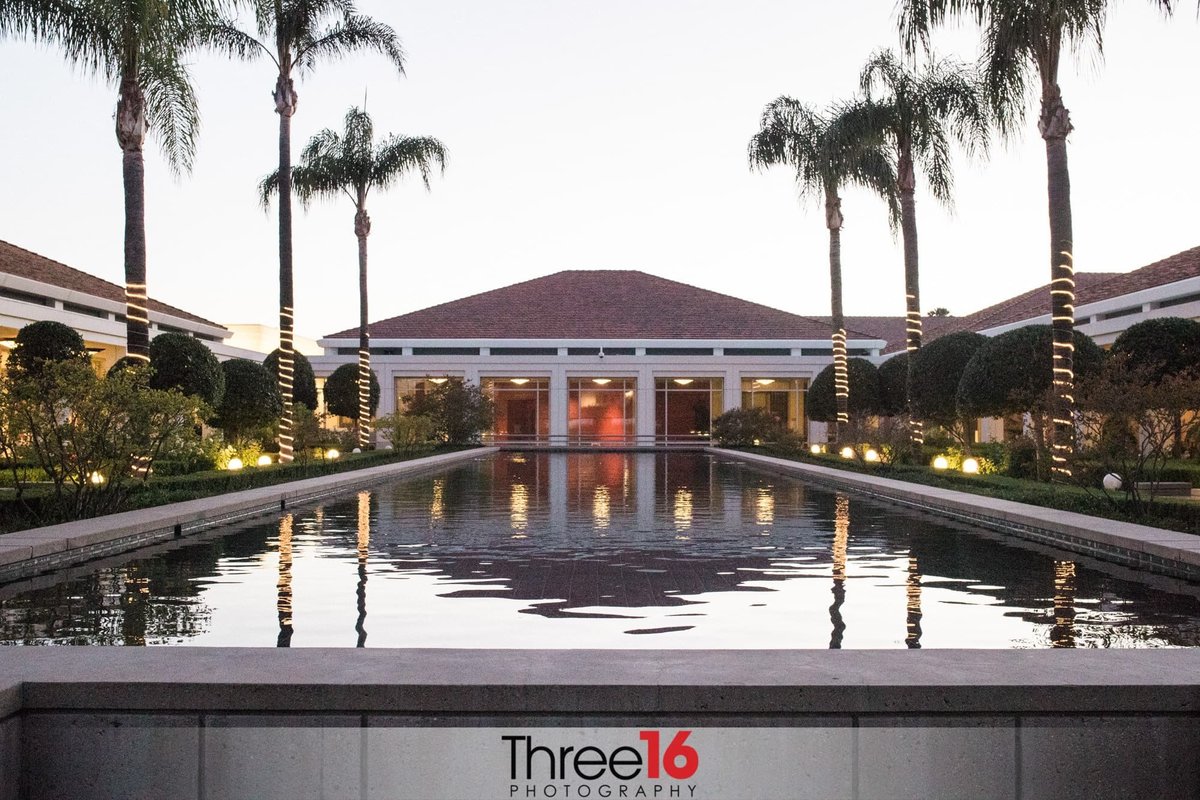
left=856, top=50, right=988, bottom=443
left=214, top=1, right=404, bottom=463
left=4, top=0, right=221, bottom=362
left=264, top=105, right=446, bottom=449
left=749, top=99, right=898, bottom=443
left=898, top=0, right=1173, bottom=477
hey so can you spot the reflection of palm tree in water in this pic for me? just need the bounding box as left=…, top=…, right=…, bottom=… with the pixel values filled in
left=355, top=491, right=370, bottom=647
left=829, top=494, right=850, bottom=648
left=277, top=514, right=294, bottom=647
left=1051, top=560, right=1077, bottom=648
left=905, top=554, right=923, bottom=649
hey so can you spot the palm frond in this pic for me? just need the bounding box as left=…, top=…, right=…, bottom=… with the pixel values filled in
left=141, top=53, right=200, bottom=175
left=295, top=13, right=404, bottom=75
left=259, top=170, right=281, bottom=208
left=372, top=135, right=447, bottom=191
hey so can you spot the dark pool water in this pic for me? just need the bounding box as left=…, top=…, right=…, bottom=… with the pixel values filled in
left=2, top=452, right=1199, bottom=648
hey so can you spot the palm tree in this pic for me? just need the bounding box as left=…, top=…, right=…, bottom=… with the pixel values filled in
left=856, top=50, right=988, bottom=443
left=4, top=0, right=221, bottom=362
left=898, top=0, right=1173, bottom=477
left=263, top=106, right=446, bottom=449
left=214, top=1, right=405, bottom=463
left=749, top=99, right=898, bottom=443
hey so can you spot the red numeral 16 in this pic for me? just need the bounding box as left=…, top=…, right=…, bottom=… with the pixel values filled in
left=638, top=730, right=699, bottom=779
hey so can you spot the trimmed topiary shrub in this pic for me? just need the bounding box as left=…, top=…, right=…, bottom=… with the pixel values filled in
left=876, top=352, right=909, bottom=417
left=263, top=349, right=318, bottom=411
left=213, top=359, right=282, bottom=442
left=402, top=378, right=494, bottom=445
left=711, top=408, right=783, bottom=447
left=149, top=332, right=225, bottom=407
left=806, top=357, right=882, bottom=422
left=1112, top=317, right=1200, bottom=381
left=324, top=363, right=380, bottom=419
left=8, top=320, right=87, bottom=379
left=957, top=326, right=1105, bottom=419
left=909, top=331, right=988, bottom=430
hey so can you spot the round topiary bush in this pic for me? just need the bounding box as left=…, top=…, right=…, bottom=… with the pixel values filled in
left=909, top=331, right=988, bottom=428
left=876, top=352, right=909, bottom=417
left=709, top=407, right=783, bottom=447
left=149, top=332, right=225, bottom=407
left=806, top=357, right=881, bottom=422
left=213, top=359, right=282, bottom=441
left=263, top=349, right=318, bottom=411
left=957, top=325, right=1105, bottom=418
left=323, top=363, right=380, bottom=419
left=1111, top=317, right=1200, bottom=381
left=8, top=320, right=87, bottom=379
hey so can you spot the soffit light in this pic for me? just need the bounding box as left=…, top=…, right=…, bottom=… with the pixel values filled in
left=0, top=340, right=14, bottom=349
left=754, top=379, right=775, bottom=386
left=510, top=378, right=530, bottom=385
left=673, top=379, right=694, bottom=386
left=429, top=378, right=448, bottom=385
left=593, top=378, right=612, bottom=385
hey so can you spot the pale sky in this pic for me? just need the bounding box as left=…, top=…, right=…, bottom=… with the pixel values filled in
left=1, top=1, right=1197, bottom=341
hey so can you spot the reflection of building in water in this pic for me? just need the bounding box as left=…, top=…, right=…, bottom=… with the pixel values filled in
left=673, top=488, right=694, bottom=534
left=430, top=477, right=445, bottom=523
left=510, top=482, right=529, bottom=536
left=592, top=485, right=611, bottom=530
left=356, top=491, right=370, bottom=648
left=755, top=487, right=774, bottom=527
left=906, top=554, right=923, bottom=649
left=1051, top=560, right=1077, bottom=648
left=277, top=514, right=294, bottom=648
left=829, top=494, right=849, bottom=649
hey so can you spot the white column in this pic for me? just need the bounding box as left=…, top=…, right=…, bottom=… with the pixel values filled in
left=550, top=366, right=569, bottom=446
left=636, top=367, right=656, bottom=446
left=723, top=368, right=740, bottom=414
left=377, top=366, right=397, bottom=416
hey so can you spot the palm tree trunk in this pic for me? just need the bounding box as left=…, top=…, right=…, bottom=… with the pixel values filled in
left=116, top=76, right=150, bottom=363
left=1040, top=82, right=1075, bottom=481
left=898, top=147, right=924, bottom=446
left=826, top=192, right=848, bottom=442
left=354, top=206, right=372, bottom=450
left=275, top=75, right=298, bottom=464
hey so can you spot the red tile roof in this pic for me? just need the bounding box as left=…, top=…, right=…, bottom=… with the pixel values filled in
left=333, top=270, right=882, bottom=342
left=0, top=240, right=223, bottom=330
left=1075, top=245, right=1200, bottom=306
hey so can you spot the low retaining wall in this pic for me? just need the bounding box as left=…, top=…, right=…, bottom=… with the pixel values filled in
left=712, top=448, right=1200, bottom=581
left=0, top=448, right=491, bottom=583
left=0, top=648, right=1197, bottom=800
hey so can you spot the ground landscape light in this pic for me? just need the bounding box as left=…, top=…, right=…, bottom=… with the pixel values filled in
left=933, top=456, right=950, bottom=470
left=89, top=471, right=104, bottom=486
left=840, top=446, right=855, bottom=459
left=1103, top=472, right=1123, bottom=491
left=810, top=444, right=823, bottom=455
left=326, top=449, right=340, bottom=460
left=256, top=455, right=272, bottom=467
left=864, top=448, right=880, bottom=462
left=227, top=457, right=243, bottom=471
left=962, top=457, right=980, bottom=474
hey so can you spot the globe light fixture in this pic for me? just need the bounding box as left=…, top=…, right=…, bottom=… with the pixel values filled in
left=932, top=456, right=949, bottom=470
left=864, top=448, right=880, bottom=462
left=962, top=457, right=980, bottom=474
left=257, top=455, right=272, bottom=467
left=227, top=457, right=244, bottom=471
left=840, top=446, right=855, bottom=459
left=1102, top=473, right=1123, bottom=491
left=89, top=471, right=105, bottom=486
left=809, top=444, right=823, bottom=455
left=326, top=449, right=340, bottom=460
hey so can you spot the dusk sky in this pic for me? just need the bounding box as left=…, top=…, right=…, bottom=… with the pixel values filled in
left=1, top=1, right=1197, bottom=341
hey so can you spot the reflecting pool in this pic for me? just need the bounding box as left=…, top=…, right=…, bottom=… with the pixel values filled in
left=2, top=452, right=1199, bottom=648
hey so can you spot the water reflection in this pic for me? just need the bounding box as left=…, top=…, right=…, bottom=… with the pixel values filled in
left=276, top=514, right=294, bottom=648
left=1, top=452, right=1199, bottom=648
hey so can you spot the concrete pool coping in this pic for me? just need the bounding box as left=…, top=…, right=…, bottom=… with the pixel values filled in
left=0, top=447, right=492, bottom=583
left=1, top=647, right=1199, bottom=717
left=711, top=447, right=1200, bottom=581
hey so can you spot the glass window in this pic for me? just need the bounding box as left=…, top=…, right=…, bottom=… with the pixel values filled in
left=655, top=378, right=724, bottom=443
left=483, top=378, right=550, bottom=443
left=568, top=378, right=636, bottom=443
left=741, top=378, right=807, bottom=433
left=395, top=376, right=459, bottom=412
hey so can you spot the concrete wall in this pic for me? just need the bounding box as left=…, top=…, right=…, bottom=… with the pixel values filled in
left=0, top=648, right=1197, bottom=800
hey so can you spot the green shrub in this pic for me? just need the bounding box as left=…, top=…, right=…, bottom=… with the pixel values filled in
left=711, top=408, right=783, bottom=447
left=149, top=332, right=225, bottom=407
left=402, top=379, right=494, bottom=445
left=806, top=358, right=882, bottom=422
left=876, top=353, right=909, bottom=417
left=910, top=331, right=987, bottom=437
left=324, top=363, right=380, bottom=419
left=377, top=413, right=437, bottom=454
left=213, top=359, right=281, bottom=443
left=8, top=320, right=87, bottom=380
left=263, top=349, right=318, bottom=411
left=1111, top=318, right=1200, bottom=381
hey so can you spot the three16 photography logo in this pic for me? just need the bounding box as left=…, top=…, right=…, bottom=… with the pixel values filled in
left=502, top=729, right=700, bottom=798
